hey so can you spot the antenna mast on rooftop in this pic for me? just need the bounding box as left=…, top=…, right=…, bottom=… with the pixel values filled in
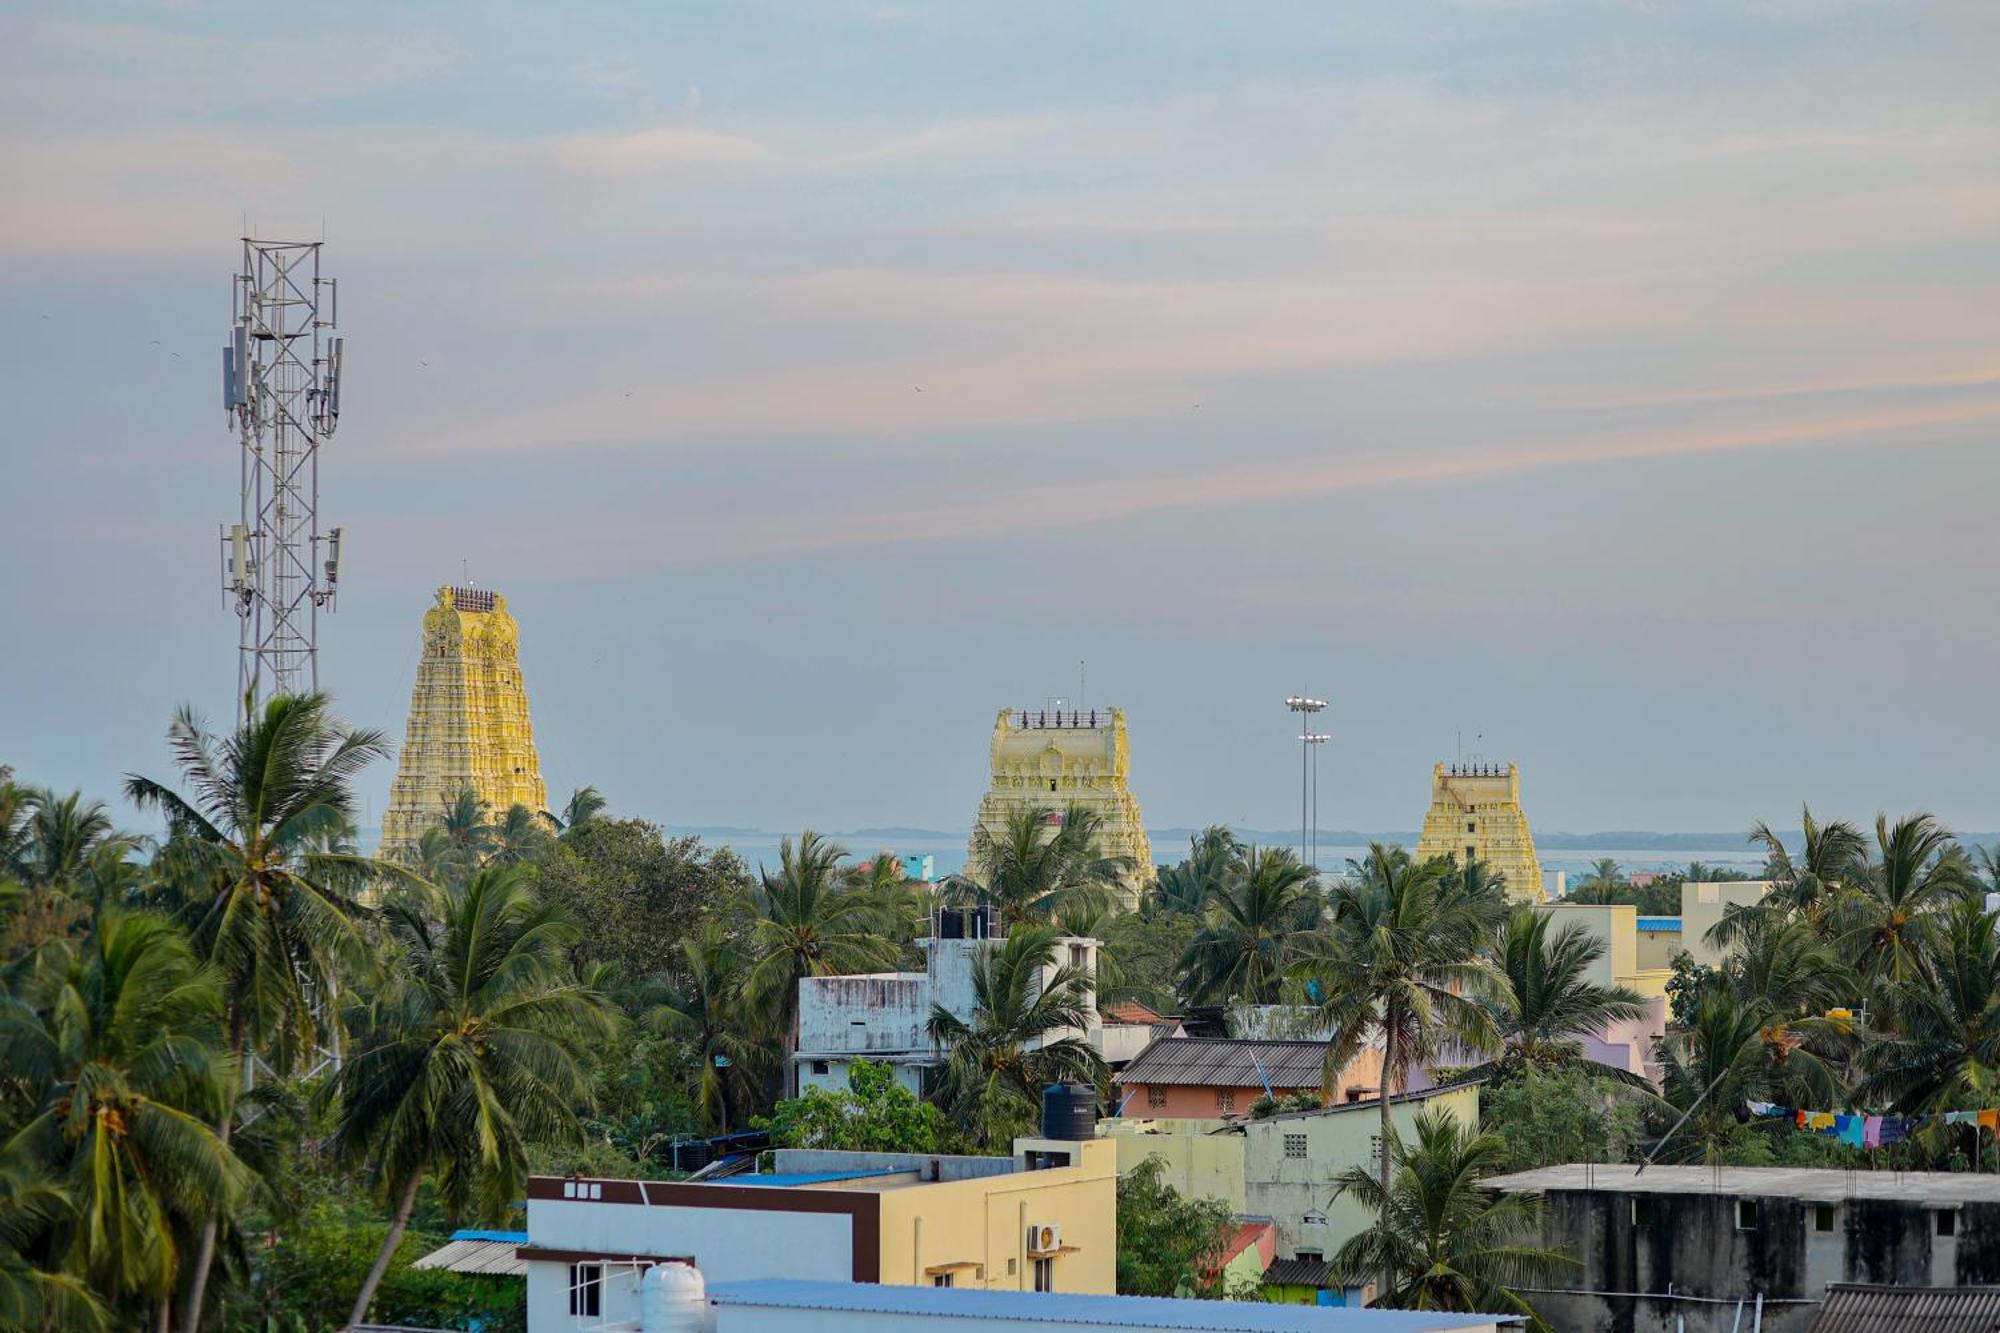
left=219, top=238, right=345, bottom=723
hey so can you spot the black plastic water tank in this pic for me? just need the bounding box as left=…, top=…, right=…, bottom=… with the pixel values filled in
left=671, top=1140, right=711, bottom=1172
left=1040, top=1083, right=1097, bottom=1140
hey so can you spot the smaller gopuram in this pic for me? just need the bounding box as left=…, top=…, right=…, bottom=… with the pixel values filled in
left=378, top=585, right=548, bottom=857
left=967, top=706, right=1154, bottom=909
left=1415, top=761, right=1546, bottom=903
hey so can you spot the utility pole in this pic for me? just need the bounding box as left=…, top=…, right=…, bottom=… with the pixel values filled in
left=1285, top=695, right=1326, bottom=866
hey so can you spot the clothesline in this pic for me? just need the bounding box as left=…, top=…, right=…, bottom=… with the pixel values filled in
left=1747, top=1100, right=2000, bottom=1149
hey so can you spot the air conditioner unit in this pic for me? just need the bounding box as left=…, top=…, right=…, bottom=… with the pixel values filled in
left=1028, top=1223, right=1061, bottom=1253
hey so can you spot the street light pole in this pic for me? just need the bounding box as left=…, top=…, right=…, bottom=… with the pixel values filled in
left=1284, top=695, right=1326, bottom=867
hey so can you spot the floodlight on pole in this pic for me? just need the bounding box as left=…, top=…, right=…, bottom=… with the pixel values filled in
left=1284, top=696, right=1327, bottom=866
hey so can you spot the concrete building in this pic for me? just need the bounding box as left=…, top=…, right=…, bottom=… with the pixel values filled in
left=1483, top=1165, right=2000, bottom=1333
left=1415, top=763, right=1545, bottom=904
left=1114, top=1039, right=1386, bottom=1120
left=794, top=909, right=1113, bottom=1095
left=1531, top=903, right=1670, bottom=1084
left=1680, top=880, right=1775, bottom=969
left=1101, top=1117, right=1248, bottom=1212
left=701, top=1277, right=1523, bottom=1332
left=521, top=1137, right=1116, bottom=1328
left=379, top=584, right=547, bottom=856
left=1246, top=1084, right=1483, bottom=1305
left=968, top=707, right=1154, bottom=908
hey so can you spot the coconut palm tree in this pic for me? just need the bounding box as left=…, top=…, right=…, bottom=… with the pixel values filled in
left=925, top=925, right=1106, bottom=1148
left=0, top=909, right=248, bottom=1326
left=648, top=919, right=770, bottom=1132
left=954, top=804, right=1132, bottom=928
left=329, top=865, right=620, bottom=1329
left=0, top=1146, right=105, bottom=1331
left=1831, top=812, right=1969, bottom=992
left=8, top=789, right=135, bottom=892
left=487, top=802, right=552, bottom=865
left=1147, top=826, right=1243, bottom=918
left=1652, top=987, right=1846, bottom=1161
left=1175, top=846, right=1316, bottom=1005
left=1292, top=842, right=1503, bottom=1292
left=1753, top=804, right=1866, bottom=921
left=744, top=832, right=900, bottom=1094
left=123, top=692, right=390, bottom=1331
left=546, top=785, right=608, bottom=843
left=1328, top=1108, right=1570, bottom=1330
left=1461, top=908, right=1650, bottom=1086
left=1567, top=858, right=1625, bottom=904
left=1857, top=896, right=2000, bottom=1114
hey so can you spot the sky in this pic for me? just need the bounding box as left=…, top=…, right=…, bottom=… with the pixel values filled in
left=3, top=1, right=1999, bottom=843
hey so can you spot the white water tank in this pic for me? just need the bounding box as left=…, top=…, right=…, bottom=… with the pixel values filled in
left=640, top=1261, right=706, bottom=1333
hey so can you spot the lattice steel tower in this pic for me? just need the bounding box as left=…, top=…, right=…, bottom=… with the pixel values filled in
left=219, top=239, right=345, bottom=722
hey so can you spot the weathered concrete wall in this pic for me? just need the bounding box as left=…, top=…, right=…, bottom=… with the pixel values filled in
left=797, top=973, right=929, bottom=1056
left=1522, top=1188, right=2000, bottom=1333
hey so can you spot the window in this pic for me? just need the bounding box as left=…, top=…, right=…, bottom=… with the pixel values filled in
left=568, top=1264, right=602, bottom=1318
left=1814, top=1204, right=1835, bottom=1233
left=1147, top=1087, right=1168, bottom=1109
left=1736, top=1200, right=1759, bottom=1231
left=1465, top=845, right=1476, bottom=865
left=1049, top=780, right=1058, bottom=792
left=1069, top=944, right=1089, bottom=974
left=1937, top=1209, right=1959, bottom=1238
left=1368, top=1135, right=1383, bottom=1173
left=933, top=1273, right=956, bottom=1288
left=1295, top=1249, right=1323, bottom=1263
left=1631, top=1199, right=1653, bottom=1227
left=1033, top=1257, right=1055, bottom=1292
left=1284, top=1133, right=1308, bottom=1160
left=1215, top=1088, right=1236, bottom=1113
left=810, top=1059, right=829, bottom=1076
left=1466, top=821, right=1476, bottom=834
left=1007, top=1258, right=1017, bottom=1276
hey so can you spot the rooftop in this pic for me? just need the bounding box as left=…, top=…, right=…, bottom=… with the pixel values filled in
left=1484, top=1164, right=2000, bottom=1204
left=1637, top=916, right=1682, bottom=931
left=707, top=1278, right=1518, bottom=1330
left=1809, top=1283, right=2000, bottom=1333
left=1118, top=1038, right=1338, bottom=1090
left=711, top=1169, right=910, bottom=1189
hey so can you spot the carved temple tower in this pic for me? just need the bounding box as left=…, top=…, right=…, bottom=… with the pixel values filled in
left=1415, top=761, right=1546, bottom=903
left=967, top=706, right=1154, bottom=909
left=378, top=585, right=548, bottom=857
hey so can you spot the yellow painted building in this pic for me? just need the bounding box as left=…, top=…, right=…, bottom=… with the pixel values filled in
left=1416, top=762, right=1545, bottom=903
left=379, top=585, right=548, bottom=857
left=968, top=707, right=1153, bottom=908
left=875, top=1138, right=1117, bottom=1293
left=1100, top=1119, right=1247, bottom=1212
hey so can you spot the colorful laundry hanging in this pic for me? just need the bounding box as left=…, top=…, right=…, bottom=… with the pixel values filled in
left=1736, top=1099, right=2000, bottom=1149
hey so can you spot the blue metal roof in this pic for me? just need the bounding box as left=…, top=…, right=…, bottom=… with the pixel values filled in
left=707, top=1278, right=1519, bottom=1329
left=446, top=1229, right=528, bottom=1243
left=710, top=1168, right=905, bottom=1188
left=1637, top=916, right=1682, bottom=932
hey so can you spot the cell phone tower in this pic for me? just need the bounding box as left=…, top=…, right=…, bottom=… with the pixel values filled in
left=219, top=239, right=345, bottom=723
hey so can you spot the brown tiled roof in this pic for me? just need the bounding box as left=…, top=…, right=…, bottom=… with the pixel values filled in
left=1116, top=1038, right=1330, bottom=1089
left=1104, top=1001, right=1165, bottom=1025
left=1809, top=1284, right=2000, bottom=1333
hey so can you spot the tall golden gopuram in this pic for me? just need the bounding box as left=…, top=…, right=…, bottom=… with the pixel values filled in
left=968, top=706, right=1154, bottom=909
left=1416, top=762, right=1546, bottom=903
left=378, top=585, right=548, bottom=858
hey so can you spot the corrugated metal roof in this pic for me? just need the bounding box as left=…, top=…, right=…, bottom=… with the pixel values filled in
left=1118, top=1038, right=1335, bottom=1089
left=1637, top=917, right=1682, bottom=931
left=1809, top=1284, right=2000, bottom=1333
left=408, top=1237, right=526, bottom=1276
left=708, top=1278, right=1516, bottom=1330
left=1262, top=1258, right=1333, bottom=1287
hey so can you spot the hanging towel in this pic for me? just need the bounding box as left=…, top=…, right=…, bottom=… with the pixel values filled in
left=1863, top=1116, right=1884, bottom=1148
left=1947, top=1111, right=1979, bottom=1126
left=1880, top=1117, right=1913, bottom=1145
left=1795, top=1110, right=1808, bottom=1128
left=1980, top=1109, right=2000, bottom=1134
left=1836, top=1114, right=1864, bottom=1147
left=1806, top=1111, right=1837, bottom=1132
